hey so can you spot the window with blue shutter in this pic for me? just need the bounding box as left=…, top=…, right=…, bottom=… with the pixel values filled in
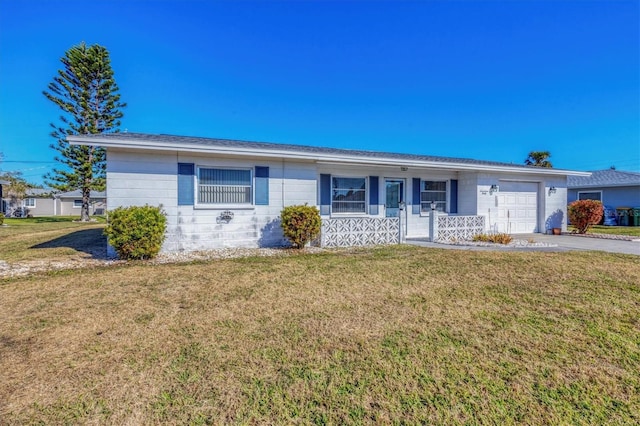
left=178, top=163, right=195, bottom=205
left=420, top=181, right=447, bottom=212
left=198, top=168, right=252, bottom=204
left=412, top=178, right=421, bottom=214
left=369, top=176, right=379, bottom=215
left=320, top=174, right=331, bottom=215
left=255, top=166, right=269, bottom=205
left=450, top=179, right=458, bottom=214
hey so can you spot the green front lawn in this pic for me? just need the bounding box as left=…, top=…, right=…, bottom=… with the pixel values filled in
left=569, top=224, right=640, bottom=237
left=1, top=246, right=638, bottom=424
left=0, top=216, right=106, bottom=262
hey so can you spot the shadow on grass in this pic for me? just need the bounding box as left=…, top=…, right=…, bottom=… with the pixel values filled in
left=30, top=228, right=108, bottom=259
left=32, top=217, right=77, bottom=223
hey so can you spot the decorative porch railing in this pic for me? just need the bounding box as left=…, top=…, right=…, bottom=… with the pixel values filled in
left=321, top=217, right=400, bottom=247
left=437, top=215, right=485, bottom=242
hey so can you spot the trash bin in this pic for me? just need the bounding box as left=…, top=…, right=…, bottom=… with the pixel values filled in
left=603, top=205, right=618, bottom=226
left=632, top=207, right=640, bottom=227
left=616, top=207, right=631, bottom=226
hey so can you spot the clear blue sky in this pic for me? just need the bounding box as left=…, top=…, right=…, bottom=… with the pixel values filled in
left=1, top=0, right=638, bottom=186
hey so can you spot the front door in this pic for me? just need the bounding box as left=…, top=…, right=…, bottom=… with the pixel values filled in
left=385, top=179, right=404, bottom=217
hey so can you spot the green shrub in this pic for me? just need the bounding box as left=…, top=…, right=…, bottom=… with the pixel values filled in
left=472, top=233, right=513, bottom=244
left=104, top=205, right=167, bottom=260
left=280, top=204, right=321, bottom=249
left=0, top=213, right=4, bottom=226
left=568, top=200, right=603, bottom=234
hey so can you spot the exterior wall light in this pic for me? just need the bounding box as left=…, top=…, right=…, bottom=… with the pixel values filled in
left=430, top=201, right=437, bottom=211
left=548, top=186, right=557, bottom=195
left=489, top=184, right=499, bottom=195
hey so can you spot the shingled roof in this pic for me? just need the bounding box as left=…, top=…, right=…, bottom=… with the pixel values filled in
left=69, top=133, right=568, bottom=170
left=56, top=190, right=106, bottom=199
left=568, top=169, right=640, bottom=188
left=67, top=132, right=589, bottom=176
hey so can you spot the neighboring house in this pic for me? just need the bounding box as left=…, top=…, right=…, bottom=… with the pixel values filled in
left=68, top=133, right=589, bottom=252
left=3, top=188, right=55, bottom=217
left=0, top=179, right=8, bottom=215
left=568, top=169, right=640, bottom=207
left=1, top=188, right=107, bottom=217
left=55, top=190, right=107, bottom=216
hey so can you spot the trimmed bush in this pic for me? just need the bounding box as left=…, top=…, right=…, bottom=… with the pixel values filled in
left=0, top=213, right=4, bottom=226
left=472, top=233, right=513, bottom=244
left=280, top=204, right=321, bottom=249
left=104, top=205, right=167, bottom=260
left=568, top=200, right=603, bottom=234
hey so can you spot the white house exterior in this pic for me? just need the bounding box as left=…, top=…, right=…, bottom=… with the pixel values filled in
left=68, top=133, right=589, bottom=252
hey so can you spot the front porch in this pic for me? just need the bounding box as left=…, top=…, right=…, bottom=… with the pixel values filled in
left=319, top=214, right=486, bottom=248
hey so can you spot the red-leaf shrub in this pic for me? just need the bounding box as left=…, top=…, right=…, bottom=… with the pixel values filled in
left=280, top=204, right=321, bottom=249
left=568, top=200, right=603, bottom=234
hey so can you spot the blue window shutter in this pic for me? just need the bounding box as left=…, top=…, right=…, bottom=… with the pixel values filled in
left=178, top=163, right=194, bottom=206
left=369, top=176, right=379, bottom=215
left=320, top=174, right=331, bottom=215
left=450, top=179, right=458, bottom=213
left=255, top=166, right=269, bottom=205
left=412, top=178, right=421, bottom=214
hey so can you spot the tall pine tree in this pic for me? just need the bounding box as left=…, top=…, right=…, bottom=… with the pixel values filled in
left=44, top=42, right=126, bottom=221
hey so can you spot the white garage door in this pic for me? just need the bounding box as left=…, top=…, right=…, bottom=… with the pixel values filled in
left=495, top=182, right=539, bottom=233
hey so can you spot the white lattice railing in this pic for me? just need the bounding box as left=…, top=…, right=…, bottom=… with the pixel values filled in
left=437, top=215, right=485, bottom=242
left=321, top=217, right=400, bottom=247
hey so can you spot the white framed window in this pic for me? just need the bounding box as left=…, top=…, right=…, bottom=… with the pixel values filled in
left=332, top=176, right=366, bottom=214
left=24, top=198, right=36, bottom=208
left=198, top=167, right=252, bottom=205
left=577, top=191, right=602, bottom=202
left=421, top=181, right=447, bottom=212
left=73, top=199, right=83, bottom=208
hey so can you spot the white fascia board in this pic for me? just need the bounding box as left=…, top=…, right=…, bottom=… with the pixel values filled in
left=68, top=136, right=591, bottom=177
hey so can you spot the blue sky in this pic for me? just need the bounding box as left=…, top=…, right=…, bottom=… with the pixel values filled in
left=1, top=0, right=638, bottom=185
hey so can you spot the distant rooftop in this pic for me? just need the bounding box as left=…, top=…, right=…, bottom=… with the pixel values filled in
left=26, top=188, right=51, bottom=197
left=57, top=190, right=106, bottom=199
left=568, top=169, right=640, bottom=188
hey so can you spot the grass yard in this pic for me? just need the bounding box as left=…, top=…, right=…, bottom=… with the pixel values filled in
left=568, top=225, right=640, bottom=237
left=0, top=216, right=106, bottom=262
left=1, top=246, right=639, bottom=424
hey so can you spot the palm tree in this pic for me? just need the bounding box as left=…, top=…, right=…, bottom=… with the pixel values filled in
left=525, top=151, right=553, bottom=168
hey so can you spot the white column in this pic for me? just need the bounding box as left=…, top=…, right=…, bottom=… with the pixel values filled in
left=429, top=210, right=439, bottom=242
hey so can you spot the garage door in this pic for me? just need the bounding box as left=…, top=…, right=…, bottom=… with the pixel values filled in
left=495, top=182, right=539, bottom=233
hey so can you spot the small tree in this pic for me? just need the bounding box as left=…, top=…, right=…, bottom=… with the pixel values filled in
left=0, top=172, right=33, bottom=216
left=525, top=151, right=553, bottom=168
left=104, top=205, right=167, bottom=260
left=280, top=204, right=321, bottom=249
left=44, top=42, right=126, bottom=221
left=568, top=200, right=603, bottom=234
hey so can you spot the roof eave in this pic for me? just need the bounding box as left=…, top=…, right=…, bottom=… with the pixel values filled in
left=68, top=136, right=591, bottom=177
left=569, top=183, right=640, bottom=189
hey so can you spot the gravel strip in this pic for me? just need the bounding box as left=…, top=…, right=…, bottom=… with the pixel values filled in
left=0, top=247, right=329, bottom=279
left=439, top=238, right=557, bottom=248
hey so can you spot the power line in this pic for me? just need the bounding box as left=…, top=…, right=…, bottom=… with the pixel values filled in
left=0, top=160, right=57, bottom=164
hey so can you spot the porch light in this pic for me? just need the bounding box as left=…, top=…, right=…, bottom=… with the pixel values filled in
left=548, top=186, right=557, bottom=195
left=430, top=201, right=437, bottom=211
left=489, top=184, right=499, bottom=195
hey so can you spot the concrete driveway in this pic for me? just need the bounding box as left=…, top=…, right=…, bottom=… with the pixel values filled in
left=407, top=233, right=640, bottom=255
